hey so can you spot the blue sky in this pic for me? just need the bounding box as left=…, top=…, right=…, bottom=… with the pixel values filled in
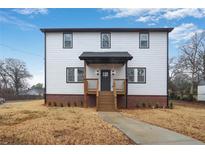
left=0, top=8, right=205, bottom=86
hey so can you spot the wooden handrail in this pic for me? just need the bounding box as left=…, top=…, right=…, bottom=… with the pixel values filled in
left=85, top=78, right=98, bottom=80
left=113, top=80, right=117, bottom=110
left=124, top=79, right=126, bottom=95
left=84, top=78, right=99, bottom=110
left=96, top=79, right=99, bottom=110
left=113, top=79, right=126, bottom=95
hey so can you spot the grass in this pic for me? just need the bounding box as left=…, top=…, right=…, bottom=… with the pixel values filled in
left=0, top=100, right=132, bottom=145
left=121, top=101, right=205, bottom=143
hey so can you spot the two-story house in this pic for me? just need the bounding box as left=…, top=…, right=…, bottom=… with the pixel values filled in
left=40, top=28, right=173, bottom=111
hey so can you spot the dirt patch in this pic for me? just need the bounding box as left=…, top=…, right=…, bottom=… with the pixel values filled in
left=0, top=100, right=131, bottom=144
left=121, top=101, right=205, bottom=143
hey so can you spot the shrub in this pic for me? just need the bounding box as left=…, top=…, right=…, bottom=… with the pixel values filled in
left=53, top=102, right=57, bottom=106
left=169, top=101, right=173, bottom=109
left=74, top=102, right=77, bottom=107
left=169, top=92, right=178, bottom=100
left=155, top=104, right=159, bottom=108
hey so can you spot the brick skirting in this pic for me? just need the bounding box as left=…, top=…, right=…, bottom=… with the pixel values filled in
left=126, top=95, right=168, bottom=108
left=45, top=94, right=84, bottom=107
left=45, top=94, right=167, bottom=108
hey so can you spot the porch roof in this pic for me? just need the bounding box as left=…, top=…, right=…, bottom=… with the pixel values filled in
left=79, top=52, right=133, bottom=64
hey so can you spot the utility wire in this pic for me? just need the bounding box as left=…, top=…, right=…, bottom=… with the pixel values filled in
left=0, top=43, right=43, bottom=58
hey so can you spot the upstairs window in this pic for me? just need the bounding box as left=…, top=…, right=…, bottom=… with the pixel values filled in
left=127, top=68, right=146, bottom=83
left=139, top=32, right=149, bottom=49
left=63, top=33, right=73, bottom=48
left=66, top=67, right=84, bottom=83
left=101, top=32, right=111, bottom=48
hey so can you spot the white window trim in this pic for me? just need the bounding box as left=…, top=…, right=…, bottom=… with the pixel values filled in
left=128, top=67, right=146, bottom=84
left=66, top=67, right=84, bottom=83
left=139, top=32, right=149, bottom=49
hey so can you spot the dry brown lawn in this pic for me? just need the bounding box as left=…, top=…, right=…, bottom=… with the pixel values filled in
left=0, top=100, right=132, bottom=145
left=121, top=101, right=205, bottom=143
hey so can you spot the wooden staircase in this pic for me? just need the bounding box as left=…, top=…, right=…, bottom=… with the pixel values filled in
left=97, top=91, right=116, bottom=111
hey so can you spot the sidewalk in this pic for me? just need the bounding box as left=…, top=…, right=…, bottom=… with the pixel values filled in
left=98, top=112, right=204, bottom=145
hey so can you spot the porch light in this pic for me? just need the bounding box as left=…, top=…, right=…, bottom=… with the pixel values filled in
left=111, top=69, right=116, bottom=76
left=96, top=69, right=100, bottom=76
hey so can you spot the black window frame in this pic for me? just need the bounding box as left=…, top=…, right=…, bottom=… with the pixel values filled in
left=66, top=67, right=84, bottom=83
left=127, top=67, right=146, bottom=84
left=139, top=32, right=149, bottom=49
left=101, top=32, right=111, bottom=49
left=63, top=32, right=73, bottom=49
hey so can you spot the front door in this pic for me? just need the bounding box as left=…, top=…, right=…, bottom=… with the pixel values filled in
left=101, top=70, right=111, bottom=91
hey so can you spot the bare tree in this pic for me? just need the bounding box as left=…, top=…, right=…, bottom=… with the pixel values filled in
left=3, top=58, right=32, bottom=96
left=197, top=31, right=205, bottom=79
left=0, top=60, right=10, bottom=89
left=172, top=73, right=191, bottom=99
left=178, top=31, right=205, bottom=96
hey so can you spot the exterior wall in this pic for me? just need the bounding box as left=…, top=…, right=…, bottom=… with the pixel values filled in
left=198, top=85, right=205, bottom=101
left=46, top=94, right=95, bottom=107
left=46, top=31, right=167, bottom=97
left=45, top=94, right=167, bottom=108
left=126, top=95, right=167, bottom=108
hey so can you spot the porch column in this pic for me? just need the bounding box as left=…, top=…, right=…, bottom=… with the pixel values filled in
left=83, top=61, right=88, bottom=108
left=125, top=62, right=128, bottom=108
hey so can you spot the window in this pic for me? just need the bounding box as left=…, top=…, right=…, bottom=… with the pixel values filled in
left=127, top=68, right=135, bottom=82
left=137, top=68, right=146, bottom=83
left=127, top=68, right=146, bottom=83
left=101, top=32, right=111, bottom=48
left=139, top=32, right=149, bottom=48
left=66, top=68, right=74, bottom=82
left=77, top=68, right=84, bottom=82
left=66, top=67, right=84, bottom=83
left=63, top=33, right=73, bottom=48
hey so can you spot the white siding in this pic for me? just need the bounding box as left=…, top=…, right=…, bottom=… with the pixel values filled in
left=198, top=85, right=205, bottom=101
left=46, top=32, right=167, bottom=95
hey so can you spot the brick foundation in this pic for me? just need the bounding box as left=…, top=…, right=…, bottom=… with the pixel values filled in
left=45, top=94, right=167, bottom=108
left=127, top=95, right=168, bottom=108
left=46, top=94, right=84, bottom=107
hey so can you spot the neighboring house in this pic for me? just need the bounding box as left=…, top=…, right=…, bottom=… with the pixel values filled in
left=40, top=28, right=173, bottom=111
left=198, top=81, right=205, bottom=101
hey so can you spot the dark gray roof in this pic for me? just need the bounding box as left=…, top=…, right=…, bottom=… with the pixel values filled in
left=79, top=52, right=133, bottom=64
left=40, top=28, right=174, bottom=33
left=199, top=80, right=205, bottom=86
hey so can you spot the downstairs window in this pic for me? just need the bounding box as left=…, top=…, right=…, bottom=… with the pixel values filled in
left=127, top=68, right=146, bottom=83
left=66, top=67, right=84, bottom=83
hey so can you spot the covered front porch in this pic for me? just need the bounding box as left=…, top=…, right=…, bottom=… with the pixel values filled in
left=79, top=52, right=133, bottom=111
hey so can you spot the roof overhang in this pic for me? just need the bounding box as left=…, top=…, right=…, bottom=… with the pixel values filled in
left=79, top=52, right=133, bottom=64
left=40, top=28, right=174, bottom=33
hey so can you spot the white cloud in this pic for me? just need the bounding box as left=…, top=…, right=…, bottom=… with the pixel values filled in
left=170, top=23, right=204, bottom=43
left=28, top=72, right=44, bottom=87
left=102, top=8, right=205, bottom=23
left=163, top=8, right=205, bottom=20
left=0, top=10, right=37, bottom=30
left=13, top=8, right=48, bottom=15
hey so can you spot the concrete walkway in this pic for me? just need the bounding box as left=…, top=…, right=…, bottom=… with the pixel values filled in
left=98, top=112, right=204, bottom=145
